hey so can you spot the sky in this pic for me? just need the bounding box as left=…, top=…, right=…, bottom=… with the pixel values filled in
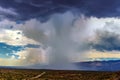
left=0, top=0, right=120, bottom=69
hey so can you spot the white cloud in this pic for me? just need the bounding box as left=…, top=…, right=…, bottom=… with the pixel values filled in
left=0, top=29, right=39, bottom=46
left=15, top=48, right=47, bottom=65
left=86, top=17, right=120, bottom=36
left=15, top=18, right=56, bottom=44
left=15, top=13, right=120, bottom=63
left=1, top=13, right=120, bottom=66
left=0, top=19, right=40, bottom=46
left=71, top=17, right=120, bottom=62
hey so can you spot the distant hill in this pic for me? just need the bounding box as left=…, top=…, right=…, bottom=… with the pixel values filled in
left=75, top=60, right=120, bottom=71
left=1, top=60, right=120, bottom=71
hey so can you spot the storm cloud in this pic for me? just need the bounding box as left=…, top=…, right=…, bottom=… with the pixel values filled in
left=0, top=0, right=120, bottom=70
left=0, top=0, right=120, bottom=21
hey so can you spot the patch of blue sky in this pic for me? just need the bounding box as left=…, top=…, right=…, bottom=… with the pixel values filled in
left=16, top=20, right=24, bottom=24
left=98, top=58, right=120, bottom=61
left=88, top=58, right=120, bottom=61
left=0, top=42, right=24, bottom=58
left=0, top=42, right=40, bottom=59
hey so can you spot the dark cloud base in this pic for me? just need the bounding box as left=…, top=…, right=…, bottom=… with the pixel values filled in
left=90, top=29, right=120, bottom=51
left=0, top=0, right=120, bottom=21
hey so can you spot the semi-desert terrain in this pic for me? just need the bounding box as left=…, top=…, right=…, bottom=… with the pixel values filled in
left=0, top=69, right=119, bottom=80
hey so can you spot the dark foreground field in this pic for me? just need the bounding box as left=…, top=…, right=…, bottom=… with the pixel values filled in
left=0, top=69, right=119, bottom=80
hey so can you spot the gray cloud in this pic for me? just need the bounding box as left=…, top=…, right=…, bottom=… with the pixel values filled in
left=90, top=22, right=120, bottom=51
left=0, top=0, right=120, bottom=21
left=13, top=12, right=89, bottom=69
